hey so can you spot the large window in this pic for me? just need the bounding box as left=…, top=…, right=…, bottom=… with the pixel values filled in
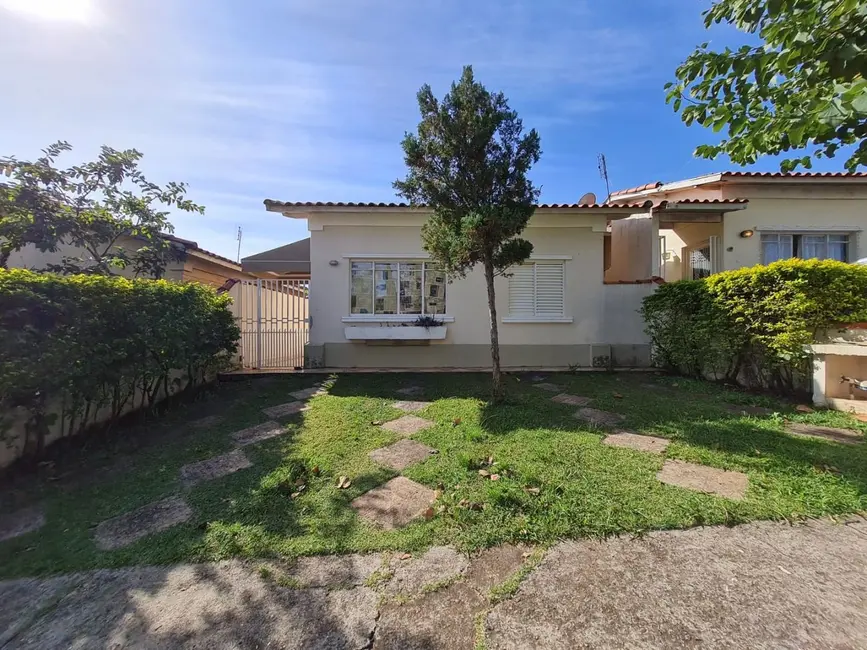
left=350, top=261, right=446, bottom=315
left=761, top=233, right=850, bottom=264
left=507, top=262, right=566, bottom=320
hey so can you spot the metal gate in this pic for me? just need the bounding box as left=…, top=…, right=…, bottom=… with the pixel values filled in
left=235, top=279, right=309, bottom=370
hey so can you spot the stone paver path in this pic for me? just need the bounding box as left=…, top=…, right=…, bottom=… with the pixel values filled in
left=785, top=422, right=864, bottom=445
left=396, top=386, right=424, bottom=397
left=603, top=432, right=670, bottom=454
left=369, top=439, right=437, bottom=471
left=381, top=415, right=434, bottom=437
left=94, top=496, right=193, bottom=551
left=392, top=400, right=429, bottom=413
left=551, top=393, right=592, bottom=407
left=262, top=401, right=307, bottom=419
left=351, top=477, right=436, bottom=529
left=657, top=459, right=748, bottom=500
left=0, top=507, right=45, bottom=543
left=231, top=421, right=285, bottom=446
left=190, top=414, right=223, bottom=429
left=532, top=383, right=561, bottom=393
left=4, top=519, right=865, bottom=649
left=723, top=403, right=776, bottom=417
left=179, top=450, right=252, bottom=487
left=289, top=385, right=325, bottom=401
left=573, top=407, right=625, bottom=428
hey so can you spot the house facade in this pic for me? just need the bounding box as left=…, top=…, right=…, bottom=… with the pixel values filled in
left=264, top=200, right=657, bottom=370
left=606, top=172, right=867, bottom=283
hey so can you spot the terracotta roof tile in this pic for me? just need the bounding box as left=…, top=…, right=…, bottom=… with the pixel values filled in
left=667, top=198, right=749, bottom=205
left=609, top=181, right=662, bottom=197
left=721, top=171, right=867, bottom=178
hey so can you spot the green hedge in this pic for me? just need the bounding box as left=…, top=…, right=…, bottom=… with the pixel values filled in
left=641, top=259, right=867, bottom=392
left=0, top=269, right=240, bottom=458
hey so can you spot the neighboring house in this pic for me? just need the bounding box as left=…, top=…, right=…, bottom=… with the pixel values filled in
left=7, top=233, right=254, bottom=288
left=606, top=172, right=867, bottom=283
left=241, top=237, right=311, bottom=279
left=263, top=199, right=657, bottom=370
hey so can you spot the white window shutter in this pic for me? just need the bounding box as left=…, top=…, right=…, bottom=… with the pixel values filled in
left=508, top=265, right=535, bottom=316
left=508, top=262, right=565, bottom=318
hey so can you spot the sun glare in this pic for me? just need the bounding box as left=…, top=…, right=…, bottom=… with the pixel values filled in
left=0, top=0, right=96, bottom=24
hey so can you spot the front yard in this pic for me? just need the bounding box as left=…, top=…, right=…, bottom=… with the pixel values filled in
left=1, top=372, right=865, bottom=579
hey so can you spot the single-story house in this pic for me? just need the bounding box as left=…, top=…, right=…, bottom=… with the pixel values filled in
left=263, top=199, right=661, bottom=370
left=605, top=171, right=867, bottom=283
left=7, top=233, right=254, bottom=288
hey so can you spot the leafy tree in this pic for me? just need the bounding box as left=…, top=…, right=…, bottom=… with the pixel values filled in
left=666, top=0, right=867, bottom=171
left=394, top=66, right=542, bottom=401
left=0, top=141, right=204, bottom=276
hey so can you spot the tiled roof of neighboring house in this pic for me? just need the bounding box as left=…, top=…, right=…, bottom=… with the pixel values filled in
left=663, top=198, right=749, bottom=205
left=720, top=171, right=867, bottom=178
left=162, top=233, right=240, bottom=268
left=242, top=237, right=311, bottom=275
left=609, top=182, right=662, bottom=198
left=263, top=199, right=653, bottom=210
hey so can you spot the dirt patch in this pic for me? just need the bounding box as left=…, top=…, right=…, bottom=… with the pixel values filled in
left=392, top=400, right=429, bottom=413
left=369, top=439, right=437, bottom=471
left=785, top=422, right=864, bottom=445
left=532, top=383, right=561, bottom=393
left=262, top=401, right=308, bottom=420
left=0, top=507, right=46, bottom=543
left=350, top=477, right=436, bottom=530
left=656, top=459, right=748, bottom=500
left=573, top=408, right=625, bottom=428
left=381, top=415, right=434, bottom=437
left=179, top=449, right=252, bottom=488
left=603, top=432, right=670, bottom=454
left=231, top=421, right=285, bottom=446
left=551, top=393, right=592, bottom=407
left=94, top=496, right=193, bottom=551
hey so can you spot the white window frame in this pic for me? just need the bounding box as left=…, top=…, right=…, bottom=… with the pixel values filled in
left=343, top=259, right=453, bottom=323
left=503, top=259, right=572, bottom=323
left=760, top=231, right=852, bottom=264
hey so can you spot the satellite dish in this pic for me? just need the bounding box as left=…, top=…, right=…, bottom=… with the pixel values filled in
left=578, top=192, right=597, bottom=206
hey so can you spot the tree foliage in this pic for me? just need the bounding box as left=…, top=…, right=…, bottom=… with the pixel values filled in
left=0, top=269, right=239, bottom=461
left=0, top=141, right=204, bottom=276
left=666, top=0, right=867, bottom=171
left=641, top=259, right=867, bottom=393
left=394, top=65, right=541, bottom=400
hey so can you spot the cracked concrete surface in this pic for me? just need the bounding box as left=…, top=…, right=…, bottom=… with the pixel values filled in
left=2, top=519, right=866, bottom=649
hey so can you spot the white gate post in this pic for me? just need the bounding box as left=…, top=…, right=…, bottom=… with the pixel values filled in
left=256, top=279, right=262, bottom=369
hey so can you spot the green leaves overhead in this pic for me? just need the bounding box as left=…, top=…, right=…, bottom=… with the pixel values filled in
left=666, top=0, right=867, bottom=171
left=0, top=142, right=204, bottom=276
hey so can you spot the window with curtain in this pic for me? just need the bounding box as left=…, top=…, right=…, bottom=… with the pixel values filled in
left=350, top=261, right=446, bottom=315
left=760, top=233, right=850, bottom=264
left=507, top=262, right=566, bottom=319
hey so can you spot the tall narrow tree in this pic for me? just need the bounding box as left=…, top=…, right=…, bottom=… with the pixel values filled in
left=395, top=66, right=541, bottom=401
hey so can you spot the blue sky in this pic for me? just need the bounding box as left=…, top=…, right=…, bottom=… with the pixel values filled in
left=0, top=0, right=850, bottom=259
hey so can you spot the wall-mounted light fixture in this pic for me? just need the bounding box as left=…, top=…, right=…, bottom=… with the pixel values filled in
left=739, top=229, right=755, bottom=238
left=329, top=260, right=339, bottom=267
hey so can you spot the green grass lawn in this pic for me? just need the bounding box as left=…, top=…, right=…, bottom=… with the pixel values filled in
left=1, top=372, right=865, bottom=579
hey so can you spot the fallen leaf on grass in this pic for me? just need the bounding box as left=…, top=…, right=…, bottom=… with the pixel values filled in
left=613, top=393, right=623, bottom=399
left=423, top=507, right=435, bottom=520
left=312, top=466, right=320, bottom=476
left=478, top=469, right=490, bottom=477
left=523, top=487, right=541, bottom=495
left=337, top=476, right=352, bottom=489
left=290, top=491, right=301, bottom=499
left=399, top=553, right=412, bottom=560
left=371, top=420, right=383, bottom=426
left=490, top=474, right=501, bottom=481
left=795, top=405, right=814, bottom=413
left=452, top=418, right=462, bottom=427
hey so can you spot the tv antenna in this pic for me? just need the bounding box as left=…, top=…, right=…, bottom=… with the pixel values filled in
left=597, top=153, right=611, bottom=202
left=236, top=226, right=243, bottom=263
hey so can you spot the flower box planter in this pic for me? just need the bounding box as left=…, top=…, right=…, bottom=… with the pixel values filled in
left=344, top=326, right=447, bottom=341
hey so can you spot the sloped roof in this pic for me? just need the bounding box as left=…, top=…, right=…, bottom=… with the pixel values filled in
left=263, top=199, right=652, bottom=211
left=241, top=237, right=310, bottom=274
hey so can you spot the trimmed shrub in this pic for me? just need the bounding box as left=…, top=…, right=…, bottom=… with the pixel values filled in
left=642, top=259, right=867, bottom=392
left=0, top=269, right=240, bottom=459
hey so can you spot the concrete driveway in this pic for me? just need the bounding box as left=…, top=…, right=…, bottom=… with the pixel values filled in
left=2, top=517, right=865, bottom=649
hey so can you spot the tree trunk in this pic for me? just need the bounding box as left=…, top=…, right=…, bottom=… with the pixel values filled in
left=483, top=257, right=504, bottom=402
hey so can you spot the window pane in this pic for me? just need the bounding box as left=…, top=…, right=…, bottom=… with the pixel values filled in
left=350, top=262, right=373, bottom=314
left=399, top=263, right=423, bottom=314
left=828, top=235, right=849, bottom=261
left=761, top=234, right=792, bottom=264
left=374, top=262, right=398, bottom=314
left=424, top=264, right=447, bottom=314
left=801, top=235, right=827, bottom=260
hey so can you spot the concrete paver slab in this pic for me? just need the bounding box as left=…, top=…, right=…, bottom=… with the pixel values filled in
left=190, top=414, right=223, bottom=429
left=381, top=415, right=434, bottom=437
left=179, top=450, right=252, bottom=487
left=532, top=383, right=561, bottom=393
left=573, top=407, right=625, bottom=428
left=0, top=507, right=46, bottom=543
left=603, top=432, right=670, bottom=454
left=386, top=546, right=469, bottom=596
left=785, top=422, right=863, bottom=445
left=285, top=553, right=384, bottom=588
left=657, top=459, right=748, bottom=500
left=350, top=477, right=436, bottom=530
left=551, top=393, right=592, bottom=407
left=396, top=386, right=424, bottom=397
left=231, top=421, right=285, bottom=446
left=262, top=401, right=307, bottom=419
left=94, top=496, right=193, bottom=551
left=289, top=386, right=326, bottom=401
left=369, top=439, right=437, bottom=471
left=392, top=400, right=429, bottom=413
